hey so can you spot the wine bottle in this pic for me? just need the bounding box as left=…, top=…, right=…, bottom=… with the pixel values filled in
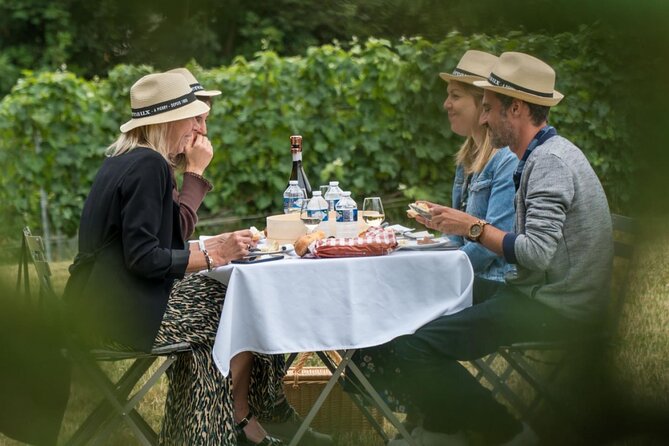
left=289, top=135, right=312, bottom=198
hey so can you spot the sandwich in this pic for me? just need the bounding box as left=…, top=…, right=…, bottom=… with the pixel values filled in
left=407, top=202, right=432, bottom=220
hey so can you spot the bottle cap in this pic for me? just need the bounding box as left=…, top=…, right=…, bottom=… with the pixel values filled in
left=329, top=181, right=339, bottom=186
left=341, top=191, right=351, bottom=197
left=289, top=180, right=298, bottom=185
left=312, top=191, right=322, bottom=196
left=290, top=135, right=302, bottom=153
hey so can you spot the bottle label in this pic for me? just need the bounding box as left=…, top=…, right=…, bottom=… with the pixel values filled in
left=336, top=208, right=358, bottom=223
left=283, top=197, right=302, bottom=213
left=307, top=209, right=328, bottom=221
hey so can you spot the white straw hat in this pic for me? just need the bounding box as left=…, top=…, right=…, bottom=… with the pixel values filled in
left=120, top=73, right=210, bottom=133
left=473, top=52, right=564, bottom=106
left=166, top=67, right=222, bottom=97
left=439, top=50, right=499, bottom=85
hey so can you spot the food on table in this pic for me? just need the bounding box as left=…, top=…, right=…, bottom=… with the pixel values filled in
left=417, top=236, right=435, bottom=245
left=266, top=213, right=308, bottom=244
left=295, top=230, right=326, bottom=257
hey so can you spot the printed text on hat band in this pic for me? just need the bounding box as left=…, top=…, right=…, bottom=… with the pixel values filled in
left=131, top=92, right=197, bottom=118
left=488, top=73, right=553, bottom=98
left=451, top=68, right=483, bottom=78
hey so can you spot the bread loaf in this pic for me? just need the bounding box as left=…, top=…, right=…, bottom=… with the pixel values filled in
left=294, top=230, right=326, bottom=257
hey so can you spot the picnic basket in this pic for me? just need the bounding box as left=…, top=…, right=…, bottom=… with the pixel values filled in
left=284, top=366, right=384, bottom=433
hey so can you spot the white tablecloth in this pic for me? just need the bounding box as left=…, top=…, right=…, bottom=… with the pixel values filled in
left=205, top=250, right=473, bottom=376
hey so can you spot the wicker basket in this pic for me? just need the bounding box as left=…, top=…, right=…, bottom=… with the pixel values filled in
left=283, top=366, right=384, bottom=433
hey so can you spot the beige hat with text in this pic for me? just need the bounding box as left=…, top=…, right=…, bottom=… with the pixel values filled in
left=473, top=52, right=564, bottom=106
left=439, top=50, right=498, bottom=85
left=119, top=73, right=210, bottom=133
left=167, top=67, right=222, bottom=97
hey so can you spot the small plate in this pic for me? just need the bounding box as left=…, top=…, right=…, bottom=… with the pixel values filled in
left=398, top=237, right=457, bottom=251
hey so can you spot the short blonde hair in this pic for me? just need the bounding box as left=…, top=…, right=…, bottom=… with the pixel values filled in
left=451, top=81, right=497, bottom=174
left=106, top=122, right=186, bottom=170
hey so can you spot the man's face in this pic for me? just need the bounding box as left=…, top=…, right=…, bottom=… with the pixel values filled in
left=480, top=90, right=515, bottom=149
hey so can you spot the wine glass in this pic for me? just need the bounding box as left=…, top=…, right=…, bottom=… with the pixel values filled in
left=362, top=197, right=385, bottom=227
left=300, top=198, right=324, bottom=233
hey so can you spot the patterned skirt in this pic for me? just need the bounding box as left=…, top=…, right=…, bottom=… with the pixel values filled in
left=153, top=274, right=286, bottom=445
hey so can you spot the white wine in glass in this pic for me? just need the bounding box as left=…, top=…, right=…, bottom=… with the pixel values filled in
left=300, top=198, right=324, bottom=233
left=362, top=197, right=385, bottom=227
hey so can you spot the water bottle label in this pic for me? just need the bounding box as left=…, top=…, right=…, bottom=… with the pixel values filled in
left=336, top=208, right=358, bottom=222
left=283, top=197, right=302, bottom=213
left=307, top=209, right=327, bottom=220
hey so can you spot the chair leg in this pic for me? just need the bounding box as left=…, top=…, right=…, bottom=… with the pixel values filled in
left=469, top=358, right=529, bottom=418
left=315, top=351, right=389, bottom=441
left=66, top=353, right=160, bottom=446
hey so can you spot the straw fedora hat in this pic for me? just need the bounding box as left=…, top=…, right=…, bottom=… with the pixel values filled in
left=439, top=50, right=498, bottom=85
left=120, top=73, right=210, bottom=133
left=473, top=52, right=564, bottom=106
left=166, top=67, right=222, bottom=97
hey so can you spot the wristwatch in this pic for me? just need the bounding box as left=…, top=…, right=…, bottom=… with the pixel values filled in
left=467, top=219, right=488, bottom=242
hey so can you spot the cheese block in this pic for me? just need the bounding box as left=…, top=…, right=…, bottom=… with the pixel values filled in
left=266, top=212, right=370, bottom=243
left=266, top=213, right=307, bottom=244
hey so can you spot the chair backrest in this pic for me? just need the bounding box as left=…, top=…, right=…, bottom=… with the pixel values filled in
left=17, top=227, right=58, bottom=306
left=609, top=214, right=636, bottom=336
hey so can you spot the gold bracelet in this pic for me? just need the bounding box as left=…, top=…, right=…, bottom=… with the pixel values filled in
left=202, top=248, right=214, bottom=271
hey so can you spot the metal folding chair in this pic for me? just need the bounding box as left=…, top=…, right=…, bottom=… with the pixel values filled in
left=469, top=214, right=636, bottom=439
left=18, top=227, right=191, bottom=446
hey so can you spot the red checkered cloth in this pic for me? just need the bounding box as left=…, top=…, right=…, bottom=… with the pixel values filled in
left=311, top=227, right=398, bottom=258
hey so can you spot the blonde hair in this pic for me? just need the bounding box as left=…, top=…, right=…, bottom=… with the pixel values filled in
left=106, top=122, right=186, bottom=170
left=452, top=81, right=498, bottom=174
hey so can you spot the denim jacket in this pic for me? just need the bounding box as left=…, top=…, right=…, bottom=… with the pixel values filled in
left=449, top=147, right=518, bottom=281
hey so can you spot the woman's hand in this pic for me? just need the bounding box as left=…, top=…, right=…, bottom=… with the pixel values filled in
left=209, top=230, right=257, bottom=266
left=415, top=201, right=477, bottom=236
left=184, top=133, right=213, bottom=175
left=203, top=232, right=231, bottom=251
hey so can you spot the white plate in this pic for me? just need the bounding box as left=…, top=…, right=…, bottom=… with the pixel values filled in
left=397, top=237, right=458, bottom=251
left=404, top=230, right=434, bottom=239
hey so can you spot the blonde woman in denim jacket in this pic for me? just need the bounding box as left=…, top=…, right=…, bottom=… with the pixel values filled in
left=354, top=51, right=519, bottom=441
left=437, top=50, right=518, bottom=283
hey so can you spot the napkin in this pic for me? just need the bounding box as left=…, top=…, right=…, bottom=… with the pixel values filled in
left=311, top=227, right=398, bottom=258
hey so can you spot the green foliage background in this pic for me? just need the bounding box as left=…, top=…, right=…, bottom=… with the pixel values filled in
left=0, top=29, right=632, bottom=238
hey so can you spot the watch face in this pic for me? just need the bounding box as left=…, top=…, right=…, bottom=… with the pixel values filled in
left=470, top=224, right=482, bottom=238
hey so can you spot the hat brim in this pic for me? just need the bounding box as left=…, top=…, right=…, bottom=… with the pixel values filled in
left=120, top=99, right=210, bottom=133
left=195, top=89, right=222, bottom=97
left=473, top=80, right=563, bottom=106
left=439, top=72, right=486, bottom=85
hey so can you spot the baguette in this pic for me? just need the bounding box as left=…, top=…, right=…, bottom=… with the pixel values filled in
left=294, top=230, right=326, bottom=257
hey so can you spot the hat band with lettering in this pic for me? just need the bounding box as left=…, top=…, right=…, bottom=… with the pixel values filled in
left=488, top=73, right=553, bottom=98
left=131, top=92, right=197, bottom=118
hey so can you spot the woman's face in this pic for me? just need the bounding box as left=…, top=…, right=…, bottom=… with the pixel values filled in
left=167, top=117, right=199, bottom=155
left=443, top=81, right=482, bottom=138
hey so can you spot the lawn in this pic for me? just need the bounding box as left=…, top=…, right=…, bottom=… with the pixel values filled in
left=1, top=231, right=667, bottom=446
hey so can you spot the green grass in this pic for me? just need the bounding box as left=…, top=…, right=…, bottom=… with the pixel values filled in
left=1, top=233, right=668, bottom=445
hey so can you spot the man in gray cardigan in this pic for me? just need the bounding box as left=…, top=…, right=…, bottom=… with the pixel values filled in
left=380, top=52, right=613, bottom=446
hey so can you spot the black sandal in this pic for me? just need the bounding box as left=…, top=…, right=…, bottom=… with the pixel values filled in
left=236, top=411, right=284, bottom=446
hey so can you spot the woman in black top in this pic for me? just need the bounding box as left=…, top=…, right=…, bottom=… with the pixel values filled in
left=66, top=72, right=284, bottom=445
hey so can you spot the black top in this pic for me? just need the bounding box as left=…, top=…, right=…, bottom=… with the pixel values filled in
left=67, top=147, right=190, bottom=351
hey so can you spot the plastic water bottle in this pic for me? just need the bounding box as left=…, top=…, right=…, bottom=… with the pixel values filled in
left=283, top=180, right=305, bottom=214
left=309, top=191, right=330, bottom=222
left=324, top=181, right=343, bottom=212
left=335, top=191, right=358, bottom=238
